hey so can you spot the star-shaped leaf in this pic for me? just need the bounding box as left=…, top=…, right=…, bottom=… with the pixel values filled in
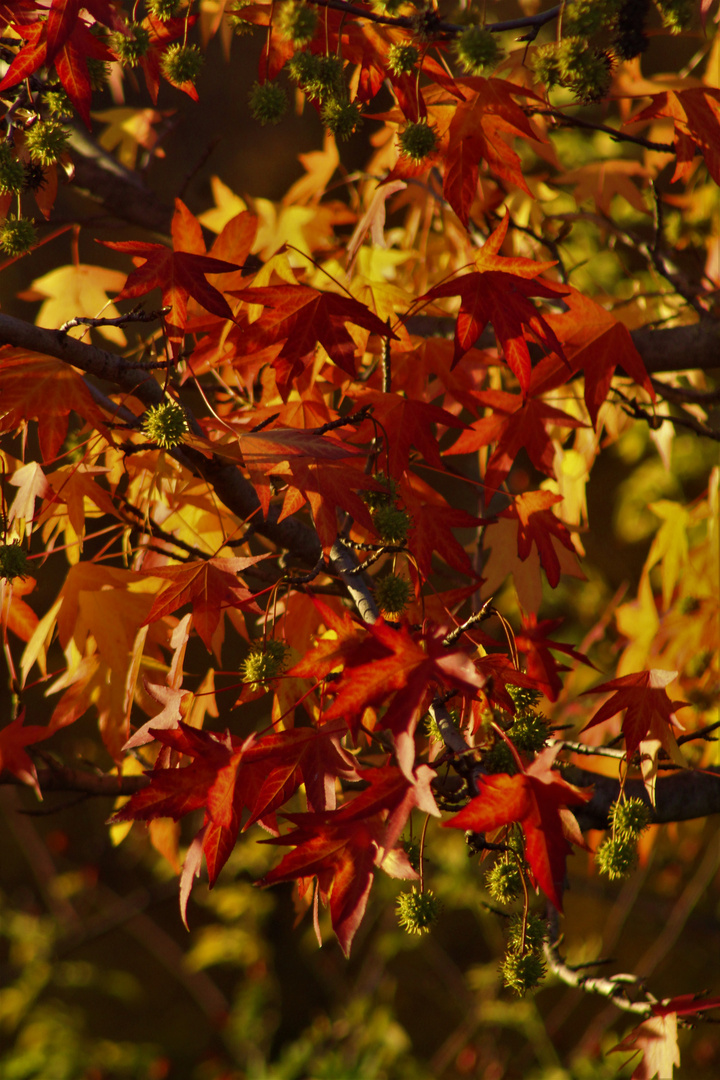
left=444, top=746, right=591, bottom=910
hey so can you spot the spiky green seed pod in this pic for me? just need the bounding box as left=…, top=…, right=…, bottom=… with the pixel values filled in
left=87, top=57, right=110, bottom=90
left=613, top=0, right=651, bottom=59
left=241, top=640, right=290, bottom=691
left=24, top=121, right=70, bottom=166
left=110, top=23, right=151, bottom=66
left=276, top=2, right=318, bottom=46
left=453, top=26, right=502, bottom=74
left=500, top=949, right=546, bottom=995
left=532, top=43, right=562, bottom=89
left=287, top=50, right=320, bottom=85
left=44, top=88, right=73, bottom=119
left=486, top=860, right=523, bottom=905
left=0, top=146, right=25, bottom=195
left=387, top=43, right=420, bottom=77
left=249, top=81, right=288, bottom=125
left=0, top=541, right=31, bottom=581
left=288, top=53, right=344, bottom=102
left=22, top=162, right=46, bottom=193
left=509, top=712, right=549, bottom=754
left=655, top=0, right=694, bottom=33
left=556, top=38, right=613, bottom=103
left=507, top=913, right=547, bottom=955
left=376, top=574, right=412, bottom=618
left=411, top=5, right=441, bottom=42
left=0, top=216, right=37, bottom=256
left=396, top=887, right=442, bottom=934
left=481, top=740, right=517, bottom=775
left=564, top=0, right=620, bottom=36
left=595, top=835, right=638, bottom=880
left=321, top=98, right=362, bottom=140
left=146, top=0, right=180, bottom=19
left=372, top=504, right=411, bottom=544
left=507, top=685, right=543, bottom=711
left=226, top=8, right=255, bottom=36
left=398, top=121, right=437, bottom=163
left=142, top=402, right=189, bottom=449
left=360, top=474, right=397, bottom=512
left=609, top=797, right=650, bottom=839
left=160, top=43, right=204, bottom=86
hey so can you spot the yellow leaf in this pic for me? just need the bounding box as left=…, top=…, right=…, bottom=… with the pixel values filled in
left=93, top=107, right=171, bottom=170
left=645, top=501, right=690, bottom=610
left=198, top=175, right=248, bottom=234
left=23, top=264, right=129, bottom=345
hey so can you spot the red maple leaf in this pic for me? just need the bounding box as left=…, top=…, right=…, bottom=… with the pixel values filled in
left=419, top=215, right=567, bottom=395
left=398, top=470, right=482, bottom=579
left=447, top=386, right=586, bottom=494
left=1, top=575, right=39, bottom=643
left=275, top=455, right=378, bottom=552
left=628, top=87, right=720, bottom=186
left=444, top=746, right=591, bottom=910
left=442, top=77, right=547, bottom=225
left=142, top=554, right=269, bottom=652
left=111, top=720, right=361, bottom=887
left=260, top=763, right=437, bottom=955
left=288, top=595, right=368, bottom=675
left=232, top=283, right=396, bottom=397
left=100, top=199, right=240, bottom=349
left=315, top=617, right=486, bottom=778
left=541, top=287, right=655, bottom=426
left=0, top=708, right=53, bottom=798
left=612, top=995, right=720, bottom=1079
left=582, top=669, right=689, bottom=760
left=352, top=389, right=464, bottom=476
left=0, top=350, right=114, bottom=462
left=515, top=613, right=594, bottom=702
left=188, top=421, right=373, bottom=545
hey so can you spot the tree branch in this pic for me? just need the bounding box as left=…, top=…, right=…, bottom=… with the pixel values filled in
left=68, top=127, right=174, bottom=235
left=567, top=764, right=720, bottom=831
left=5, top=759, right=718, bottom=828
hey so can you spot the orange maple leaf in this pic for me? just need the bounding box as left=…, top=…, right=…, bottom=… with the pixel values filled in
left=101, top=199, right=240, bottom=349
left=628, top=87, right=720, bottom=185
left=448, top=386, right=586, bottom=494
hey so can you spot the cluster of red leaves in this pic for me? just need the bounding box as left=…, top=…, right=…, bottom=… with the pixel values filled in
left=1, top=7, right=710, bottom=1027
left=0, top=0, right=199, bottom=126
left=0, top=185, right=681, bottom=952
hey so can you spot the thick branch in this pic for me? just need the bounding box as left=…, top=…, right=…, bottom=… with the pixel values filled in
left=6, top=761, right=719, bottom=825
left=567, top=764, right=720, bottom=831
